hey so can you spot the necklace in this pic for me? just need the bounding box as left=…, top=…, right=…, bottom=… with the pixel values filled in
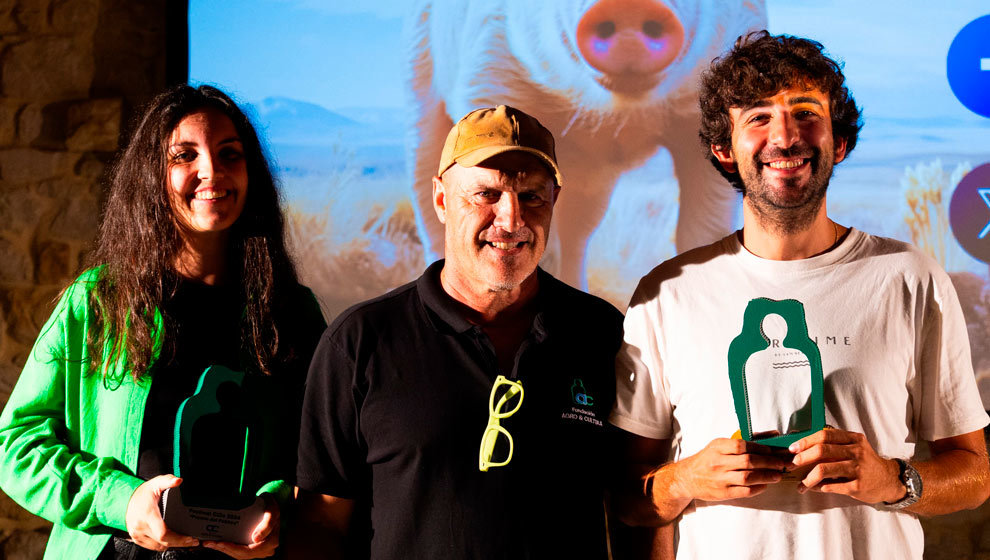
left=739, top=220, right=843, bottom=258
left=809, top=220, right=841, bottom=258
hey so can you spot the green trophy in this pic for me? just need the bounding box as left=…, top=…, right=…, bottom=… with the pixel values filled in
left=161, top=365, right=267, bottom=544
left=727, top=298, right=825, bottom=448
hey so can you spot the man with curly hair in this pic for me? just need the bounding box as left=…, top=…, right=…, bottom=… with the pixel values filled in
left=609, top=31, right=990, bottom=558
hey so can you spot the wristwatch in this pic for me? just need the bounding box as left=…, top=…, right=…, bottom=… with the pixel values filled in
left=884, top=458, right=922, bottom=510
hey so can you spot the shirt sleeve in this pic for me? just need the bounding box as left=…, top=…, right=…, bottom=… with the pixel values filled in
left=914, top=269, right=990, bottom=441
left=296, top=326, right=369, bottom=499
left=0, top=278, right=143, bottom=532
left=609, top=281, right=675, bottom=440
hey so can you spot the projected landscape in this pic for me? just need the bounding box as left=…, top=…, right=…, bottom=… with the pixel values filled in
left=191, top=1, right=990, bottom=403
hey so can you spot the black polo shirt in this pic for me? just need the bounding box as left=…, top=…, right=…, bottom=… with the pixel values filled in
left=297, top=261, right=623, bottom=560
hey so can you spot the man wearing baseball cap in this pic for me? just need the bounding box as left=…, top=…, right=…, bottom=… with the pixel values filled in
left=289, top=106, right=623, bottom=558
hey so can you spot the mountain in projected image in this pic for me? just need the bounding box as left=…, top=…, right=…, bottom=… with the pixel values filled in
left=251, top=97, right=357, bottom=144
left=247, top=97, right=405, bottom=179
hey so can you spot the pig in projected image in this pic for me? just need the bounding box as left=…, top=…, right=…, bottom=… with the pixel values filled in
left=405, top=0, right=766, bottom=287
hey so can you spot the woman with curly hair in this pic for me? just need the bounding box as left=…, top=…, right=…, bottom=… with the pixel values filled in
left=0, top=84, right=326, bottom=559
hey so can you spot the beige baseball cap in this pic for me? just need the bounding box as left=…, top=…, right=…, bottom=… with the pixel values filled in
left=437, top=105, right=563, bottom=187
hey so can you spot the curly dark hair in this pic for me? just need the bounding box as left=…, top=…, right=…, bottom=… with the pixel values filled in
left=85, top=84, right=302, bottom=384
left=699, top=30, right=863, bottom=192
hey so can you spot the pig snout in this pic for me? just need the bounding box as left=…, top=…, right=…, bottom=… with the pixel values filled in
left=576, top=0, right=685, bottom=95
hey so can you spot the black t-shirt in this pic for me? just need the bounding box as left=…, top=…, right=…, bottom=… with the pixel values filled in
left=138, top=280, right=242, bottom=480
left=297, top=261, right=624, bottom=560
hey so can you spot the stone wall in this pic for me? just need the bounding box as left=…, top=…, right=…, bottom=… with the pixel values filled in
left=0, top=1, right=172, bottom=557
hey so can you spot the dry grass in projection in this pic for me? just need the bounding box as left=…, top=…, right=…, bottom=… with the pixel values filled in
left=286, top=187, right=424, bottom=321
left=902, top=158, right=971, bottom=272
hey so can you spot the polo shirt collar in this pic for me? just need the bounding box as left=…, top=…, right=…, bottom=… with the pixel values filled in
left=418, top=260, right=474, bottom=333
left=417, top=260, right=554, bottom=342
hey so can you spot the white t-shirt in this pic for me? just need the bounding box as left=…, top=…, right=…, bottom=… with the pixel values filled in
left=610, top=229, right=989, bottom=560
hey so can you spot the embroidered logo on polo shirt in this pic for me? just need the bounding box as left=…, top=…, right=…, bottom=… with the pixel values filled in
left=571, top=378, right=594, bottom=406
left=561, top=378, right=602, bottom=427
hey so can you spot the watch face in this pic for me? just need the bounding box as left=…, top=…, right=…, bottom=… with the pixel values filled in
left=906, top=475, right=917, bottom=493
left=887, top=459, right=922, bottom=509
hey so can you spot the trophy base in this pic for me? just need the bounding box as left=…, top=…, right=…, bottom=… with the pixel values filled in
left=161, top=487, right=265, bottom=544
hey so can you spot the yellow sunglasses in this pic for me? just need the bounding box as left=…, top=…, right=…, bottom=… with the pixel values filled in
left=478, top=375, right=524, bottom=472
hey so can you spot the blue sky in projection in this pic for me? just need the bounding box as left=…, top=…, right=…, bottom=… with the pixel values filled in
left=192, top=0, right=989, bottom=120
left=189, top=2, right=407, bottom=109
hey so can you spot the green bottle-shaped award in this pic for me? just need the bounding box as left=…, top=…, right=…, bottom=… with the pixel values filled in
left=727, top=298, right=825, bottom=448
left=161, top=365, right=267, bottom=544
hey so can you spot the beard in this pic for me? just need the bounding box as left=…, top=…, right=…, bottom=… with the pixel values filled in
left=740, top=143, right=836, bottom=235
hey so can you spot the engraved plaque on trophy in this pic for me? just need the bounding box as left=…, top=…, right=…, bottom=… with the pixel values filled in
left=727, top=298, right=825, bottom=448
left=161, top=365, right=266, bottom=544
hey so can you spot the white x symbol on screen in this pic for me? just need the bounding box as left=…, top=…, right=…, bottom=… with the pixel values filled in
left=978, top=188, right=990, bottom=239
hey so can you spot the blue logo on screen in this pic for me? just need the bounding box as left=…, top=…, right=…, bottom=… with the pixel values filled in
left=950, top=163, right=990, bottom=263
left=947, top=15, right=990, bottom=119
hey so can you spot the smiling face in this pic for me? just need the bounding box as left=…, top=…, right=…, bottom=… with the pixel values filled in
left=166, top=107, right=248, bottom=245
left=433, top=152, right=559, bottom=299
left=712, top=86, right=847, bottom=232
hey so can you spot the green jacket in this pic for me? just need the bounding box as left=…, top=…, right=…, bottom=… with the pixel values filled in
left=0, top=269, right=325, bottom=559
